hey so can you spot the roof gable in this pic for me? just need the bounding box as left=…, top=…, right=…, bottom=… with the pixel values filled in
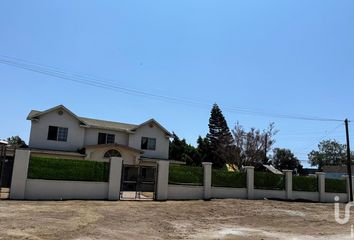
left=131, top=119, right=172, bottom=137
left=26, top=105, right=88, bottom=125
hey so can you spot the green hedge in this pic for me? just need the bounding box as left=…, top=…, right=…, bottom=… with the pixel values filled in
left=325, top=178, right=347, bottom=193
left=293, top=176, right=318, bottom=192
left=254, top=172, right=285, bottom=190
left=169, top=165, right=203, bottom=185
left=28, top=157, right=110, bottom=182
left=212, top=169, right=246, bottom=188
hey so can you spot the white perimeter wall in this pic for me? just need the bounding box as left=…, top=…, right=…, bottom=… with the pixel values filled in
left=25, top=179, right=109, bottom=200
left=168, top=185, right=204, bottom=200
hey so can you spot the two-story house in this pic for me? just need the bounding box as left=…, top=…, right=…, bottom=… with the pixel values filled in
left=26, top=105, right=172, bottom=165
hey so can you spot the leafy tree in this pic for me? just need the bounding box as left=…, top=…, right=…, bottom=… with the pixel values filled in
left=272, top=148, right=302, bottom=171
left=308, top=139, right=347, bottom=169
left=6, top=135, right=28, bottom=148
left=206, top=104, right=234, bottom=168
left=196, top=136, right=210, bottom=164
left=169, top=132, right=201, bottom=166
left=232, top=122, right=277, bottom=170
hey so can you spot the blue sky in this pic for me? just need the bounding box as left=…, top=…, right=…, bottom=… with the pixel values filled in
left=1, top=1, right=354, bottom=167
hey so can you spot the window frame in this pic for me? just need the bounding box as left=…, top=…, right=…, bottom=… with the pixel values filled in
left=47, top=126, right=68, bottom=142
left=141, top=137, right=156, bottom=150
left=97, top=132, right=115, bottom=145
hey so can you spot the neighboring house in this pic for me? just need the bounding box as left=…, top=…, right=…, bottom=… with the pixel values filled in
left=27, top=105, right=172, bottom=165
left=322, top=165, right=354, bottom=179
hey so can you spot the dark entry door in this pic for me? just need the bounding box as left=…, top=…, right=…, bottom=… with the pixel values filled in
left=120, top=164, right=157, bottom=200
left=0, top=157, right=14, bottom=188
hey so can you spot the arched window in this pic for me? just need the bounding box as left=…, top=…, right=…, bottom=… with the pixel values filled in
left=104, top=149, right=122, bottom=158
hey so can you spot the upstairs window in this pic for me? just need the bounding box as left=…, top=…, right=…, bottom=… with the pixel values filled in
left=141, top=137, right=156, bottom=150
left=98, top=133, right=115, bottom=144
left=47, top=126, right=68, bottom=142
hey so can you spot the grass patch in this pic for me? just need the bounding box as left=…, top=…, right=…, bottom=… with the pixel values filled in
left=212, top=169, right=246, bottom=188
left=325, top=178, right=347, bottom=193
left=293, top=176, right=317, bottom=192
left=169, top=165, right=203, bottom=185
left=28, top=157, right=110, bottom=182
left=254, top=172, right=285, bottom=190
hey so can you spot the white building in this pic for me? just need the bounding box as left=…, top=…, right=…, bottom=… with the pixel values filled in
left=27, top=105, right=172, bottom=164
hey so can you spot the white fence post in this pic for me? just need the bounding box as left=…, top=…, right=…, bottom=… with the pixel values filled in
left=245, top=166, right=254, bottom=200
left=108, top=157, right=123, bottom=201
left=283, top=170, right=293, bottom=200
left=156, top=160, right=170, bottom=201
left=9, top=149, right=30, bottom=200
left=344, top=175, right=354, bottom=202
left=316, top=172, right=325, bottom=203
left=202, top=162, right=212, bottom=200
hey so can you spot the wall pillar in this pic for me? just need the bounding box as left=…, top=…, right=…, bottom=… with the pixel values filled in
left=283, top=170, right=293, bottom=200
left=156, top=160, right=170, bottom=201
left=344, top=175, right=354, bottom=202
left=245, top=166, right=254, bottom=200
left=202, top=162, right=212, bottom=200
left=10, top=149, right=30, bottom=200
left=108, top=157, right=123, bottom=200
left=316, top=172, right=325, bottom=203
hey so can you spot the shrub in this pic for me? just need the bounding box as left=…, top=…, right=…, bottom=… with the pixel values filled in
left=212, top=169, right=246, bottom=188
left=169, top=165, right=203, bottom=185
left=254, top=172, right=285, bottom=190
left=293, top=176, right=318, bottom=192
left=28, top=157, right=110, bottom=182
left=325, top=178, right=347, bottom=193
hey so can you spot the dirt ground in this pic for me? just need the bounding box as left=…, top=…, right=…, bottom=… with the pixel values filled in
left=0, top=199, right=353, bottom=240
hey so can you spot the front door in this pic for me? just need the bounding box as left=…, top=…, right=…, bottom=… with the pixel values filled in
left=120, top=164, right=157, bottom=200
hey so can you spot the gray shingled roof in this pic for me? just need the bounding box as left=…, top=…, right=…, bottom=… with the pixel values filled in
left=79, top=117, right=138, bottom=131
left=28, top=109, right=138, bottom=132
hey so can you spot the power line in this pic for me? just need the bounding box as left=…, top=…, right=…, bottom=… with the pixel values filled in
left=0, top=54, right=346, bottom=123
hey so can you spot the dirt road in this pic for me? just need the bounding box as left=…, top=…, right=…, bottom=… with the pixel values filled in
left=0, top=199, right=352, bottom=239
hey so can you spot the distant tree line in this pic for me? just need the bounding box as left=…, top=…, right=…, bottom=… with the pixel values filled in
left=169, top=103, right=351, bottom=171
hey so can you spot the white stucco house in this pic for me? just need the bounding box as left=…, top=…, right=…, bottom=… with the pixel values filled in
left=26, top=105, right=172, bottom=165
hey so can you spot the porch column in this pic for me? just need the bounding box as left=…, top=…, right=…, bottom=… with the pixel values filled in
left=283, top=170, right=293, bottom=200
left=156, top=160, right=170, bottom=201
left=316, top=172, right=325, bottom=203
left=108, top=157, right=123, bottom=201
left=202, top=162, right=212, bottom=200
left=245, top=166, right=255, bottom=200
left=10, top=149, right=30, bottom=200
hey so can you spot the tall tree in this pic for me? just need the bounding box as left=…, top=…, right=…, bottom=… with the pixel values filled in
left=272, top=148, right=302, bottom=171
left=308, top=139, right=347, bottom=169
left=6, top=135, right=28, bottom=148
left=232, top=122, right=277, bottom=170
left=169, top=132, right=201, bottom=166
left=206, top=104, right=234, bottom=168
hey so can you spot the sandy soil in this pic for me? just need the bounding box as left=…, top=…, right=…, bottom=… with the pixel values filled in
left=0, top=199, right=353, bottom=239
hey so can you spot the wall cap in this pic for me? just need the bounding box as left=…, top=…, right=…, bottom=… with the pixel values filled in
left=202, top=162, right=213, bottom=166
left=315, top=172, right=325, bottom=175
left=282, top=170, right=293, bottom=173
left=244, top=166, right=255, bottom=169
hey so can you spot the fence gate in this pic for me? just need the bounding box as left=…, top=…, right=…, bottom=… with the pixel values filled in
left=0, top=146, right=14, bottom=199
left=120, top=163, right=157, bottom=200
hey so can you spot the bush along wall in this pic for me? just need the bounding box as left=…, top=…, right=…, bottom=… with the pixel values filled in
left=325, top=178, right=347, bottom=193
left=293, top=176, right=318, bottom=192
left=169, top=165, right=203, bottom=185
left=254, top=172, right=285, bottom=190
left=27, top=157, right=110, bottom=182
left=212, top=169, right=247, bottom=188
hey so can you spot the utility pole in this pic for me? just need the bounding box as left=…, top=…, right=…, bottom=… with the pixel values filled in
left=264, top=134, right=268, bottom=164
left=345, top=119, right=353, bottom=202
